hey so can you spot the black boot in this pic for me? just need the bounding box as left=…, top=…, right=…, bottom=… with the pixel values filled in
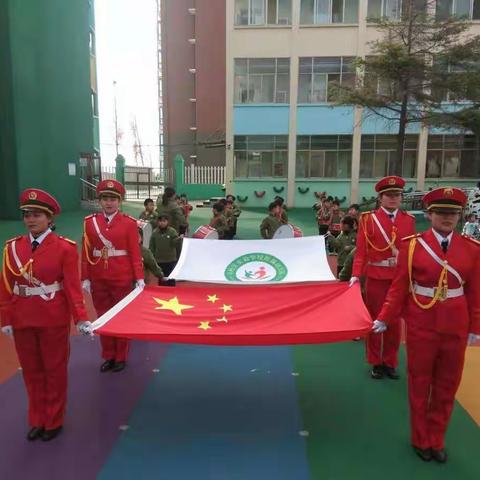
left=413, top=446, right=432, bottom=462
left=370, top=365, right=384, bottom=379
left=41, top=426, right=63, bottom=442
left=100, top=359, right=115, bottom=372
left=431, top=449, right=448, bottom=463
left=27, top=426, right=44, bottom=441
left=383, top=365, right=400, bottom=380
left=112, top=361, right=126, bottom=373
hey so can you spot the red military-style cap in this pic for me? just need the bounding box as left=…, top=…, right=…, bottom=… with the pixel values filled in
left=375, top=176, right=406, bottom=194
left=423, top=187, right=467, bottom=212
left=19, top=188, right=61, bottom=215
left=96, top=179, right=125, bottom=199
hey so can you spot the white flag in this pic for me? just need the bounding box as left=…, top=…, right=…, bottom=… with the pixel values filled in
left=170, top=236, right=335, bottom=284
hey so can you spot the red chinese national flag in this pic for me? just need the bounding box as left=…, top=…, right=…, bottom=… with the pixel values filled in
left=93, top=283, right=371, bottom=345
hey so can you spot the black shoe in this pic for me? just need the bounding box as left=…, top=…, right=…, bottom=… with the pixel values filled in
left=111, top=361, right=126, bottom=373
left=384, top=366, right=400, bottom=380
left=27, top=426, right=44, bottom=441
left=431, top=449, right=448, bottom=463
left=100, top=359, right=115, bottom=373
left=41, top=426, right=63, bottom=442
left=413, top=446, right=432, bottom=462
left=370, top=365, right=384, bottom=379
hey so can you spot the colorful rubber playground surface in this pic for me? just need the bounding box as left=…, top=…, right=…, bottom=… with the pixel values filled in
left=0, top=204, right=479, bottom=479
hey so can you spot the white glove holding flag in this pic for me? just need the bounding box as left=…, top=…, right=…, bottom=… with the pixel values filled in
left=468, top=333, right=480, bottom=346
left=1, top=326, right=13, bottom=337
left=135, top=279, right=145, bottom=290
left=77, top=321, right=93, bottom=336
left=82, top=279, right=91, bottom=293
left=372, top=320, right=387, bottom=333
left=349, top=276, right=359, bottom=288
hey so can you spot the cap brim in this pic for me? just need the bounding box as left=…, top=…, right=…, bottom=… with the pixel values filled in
left=378, top=187, right=403, bottom=193
left=427, top=203, right=463, bottom=211
left=98, top=190, right=123, bottom=199
left=20, top=204, right=55, bottom=215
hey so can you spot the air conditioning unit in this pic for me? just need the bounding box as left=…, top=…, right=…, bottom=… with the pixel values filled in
left=189, top=98, right=197, bottom=103
left=188, top=8, right=196, bottom=15
left=188, top=68, right=196, bottom=74
left=189, top=126, right=197, bottom=131
left=188, top=38, right=196, bottom=44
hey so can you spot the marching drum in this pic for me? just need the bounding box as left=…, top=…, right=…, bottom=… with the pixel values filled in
left=192, top=225, right=219, bottom=240
left=137, top=220, right=153, bottom=248
left=273, top=224, right=303, bottom=239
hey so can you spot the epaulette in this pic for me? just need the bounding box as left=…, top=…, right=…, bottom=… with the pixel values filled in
left=462, top=235, right=480, bottom=246
left=123, top=213, right=138, bottom=222
left=85, top=213, right=95, bottom=219
left=59, top=236, right=77, bottom=245
left=403, top=210, right=416, bottom=218
left=401, top=233, right=422, bottom=241
left=5, top=235, right=22, bottom=244
left=360, top=210, right=373, bottom=216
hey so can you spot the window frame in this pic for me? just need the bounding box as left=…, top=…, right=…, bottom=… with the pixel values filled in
left=234, top=0, right=292, bottom=26
left=298, top=57, right=356, bottom=104
left=234, top=58, right=290, bottom=104
left=300, top=0, right=359, bottom=24
left=234, top=135, right=289, bottom=178
left=359, top=135, right=418, bottom=178
left=296, top=135, right=353, bottom=178
left=436, top=0, right=480, bottom=20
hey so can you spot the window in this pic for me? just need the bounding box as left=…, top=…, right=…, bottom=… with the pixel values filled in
left=436, top=0, right=480, bottom=19
left=235, top=0, right=292, bottom=25
left=298, top=57, right=355, bottom=103
left=367, top=0, right=426, bottom=20
left=360, top=135, right=418, bottom=178
left=296, top=136, right=352, bottom=178
left=234, top=58, right=290, bottom=104
left=300, top=0, right=359, bottom=24
left=427, top=135, right=480, bottom=178
left=234, top=136, right=288, bottom=178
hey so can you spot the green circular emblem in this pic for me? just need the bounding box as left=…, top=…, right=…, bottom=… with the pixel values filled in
left=224, top=252, right=288, bottom=282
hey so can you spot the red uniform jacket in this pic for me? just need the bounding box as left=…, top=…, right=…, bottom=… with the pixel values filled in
left=82, top=212, right=143, bottom=284
left=352, top=208, right=416, bottom=280
left=0, top=234, right=87, bottom=329
left=378, top=229, right=480, bottom=336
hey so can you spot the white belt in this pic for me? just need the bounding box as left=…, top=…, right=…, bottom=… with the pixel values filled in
left=13, top=282, right=63, bottom=297
left=368, top=257, right=397, bottom=268
left=93, top=248, right=128, bottom=257
left=413, top=284, right=464, bottom=299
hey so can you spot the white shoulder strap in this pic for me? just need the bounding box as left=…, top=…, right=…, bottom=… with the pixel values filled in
left=92, top=216, right=113, bottom=249
left=371, top=213, right=392, bottom=245
left=417, top=237, right=463, bottom=285
left=11, top=240, right=55, bottom=301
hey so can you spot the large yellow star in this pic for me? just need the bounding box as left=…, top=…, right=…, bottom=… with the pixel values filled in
left=221, top=304, right=232, bottom=313
left=153, top=296, right=194, bottom=316
left=216, top=316, right=228, bottom=323
left=207, top=294, right=219, bottom=304
left=198, top=321, right=211, bottom=331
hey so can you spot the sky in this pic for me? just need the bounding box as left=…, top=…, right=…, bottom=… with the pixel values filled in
left=95, top=0, right=160, bottom=167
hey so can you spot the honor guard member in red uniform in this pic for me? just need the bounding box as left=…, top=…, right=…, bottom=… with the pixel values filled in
left=351, top=176, right=416, bottom=379
left=0, top=189, right=90, bottom=441
left=374, top=187, right=480, bottom=463
left=82, top=180, right=144, bottom=372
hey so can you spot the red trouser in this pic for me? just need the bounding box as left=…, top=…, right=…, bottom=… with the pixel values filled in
left=92, top=281, right=133, bottom=362
left=365, top=277, right=401, bottom=368
left=14, top=326, right=70, bottom=429
left=406, top=325, right=467, bottom=450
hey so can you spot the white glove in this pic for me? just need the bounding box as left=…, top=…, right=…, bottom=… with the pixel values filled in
left=349, top=276, right=359, bottom=288
left=82, top=279, right=91, bottom=293
left=77, top=321, right=93, bottom=336
left=1, top=325, right=13, bottom=337
left=135, top=279, right=145, bottom=290
left=372, top=320, right=387, bottom=333
left=468, top=333, right=480, bottom=346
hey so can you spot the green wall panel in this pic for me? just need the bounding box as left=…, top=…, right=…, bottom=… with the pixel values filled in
left=0, top=0, right=96, bottom=219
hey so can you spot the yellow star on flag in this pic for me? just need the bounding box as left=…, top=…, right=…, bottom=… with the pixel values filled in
left=207, top=294, right=219, bottom=304
left=221, top=304, right=232, bottom=313
left=198, top=321, right=211, bottom=331
left=153, top=296, right=194, bottom=316
left=216, top=316, right=228, bottom=323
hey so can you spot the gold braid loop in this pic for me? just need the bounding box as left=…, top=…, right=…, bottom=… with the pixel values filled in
left=408, top=238, right=448, bottom=310
left=83, top=220, right=104, bottom=266
left=362, top=213, right=397, bottom=252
